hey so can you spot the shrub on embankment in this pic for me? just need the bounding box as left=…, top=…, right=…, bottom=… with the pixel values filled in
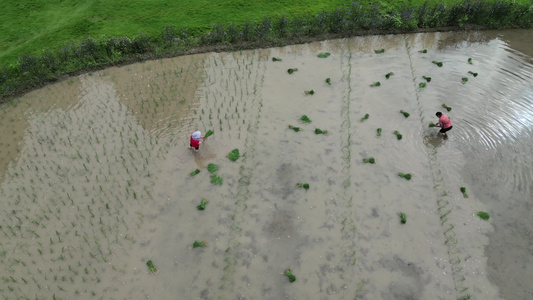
left=0, top=0, right=531, bottom=102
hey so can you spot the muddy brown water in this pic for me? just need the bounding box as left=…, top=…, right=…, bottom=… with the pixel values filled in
left=1, top=29, right=532, bottom=300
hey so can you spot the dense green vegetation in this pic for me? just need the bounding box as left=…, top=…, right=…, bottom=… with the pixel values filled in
left=1, top=0, right=532, bottom=100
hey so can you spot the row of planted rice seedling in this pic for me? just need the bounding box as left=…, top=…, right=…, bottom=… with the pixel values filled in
left=194, top=50, right=267, bottom=141
left=0, top=75, right=159, bottom=298
left=106, top=54, right=207, bottom=144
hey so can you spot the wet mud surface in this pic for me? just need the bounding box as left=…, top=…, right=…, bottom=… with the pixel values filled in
left=0, top=29, right=532, bottom=300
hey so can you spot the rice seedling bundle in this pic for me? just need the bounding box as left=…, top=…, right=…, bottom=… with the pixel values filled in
left=397, top=172, right=412, bottom=180
left=314, top=128, right=327, bottom=134
left=193, top=241, right=207, bottom=248
left=362, top=157, right=375, bottom=164
left=190, top=169, right=200, bottom=176
left=361, top=114, right=369, bottom=122
left=419, top=49, right=428, bottom=53
left=461, top=77, right=468, bottom=84
left=377, top=128, right=382, bottom=136
left=442, top=104, right=452, bottom=112
left=325, top=78, right=331, bottom=85
left=370, top=82, right=381, bottom=87
left=288, top=125, right=300, bottom=132
left=432, top=61, right=443, bottom=67
left=287, top=68, right=298, bottom=74
left=197, top=199, right=209, bottom=210
left=419, top=82, right=427, bottom=88
left=468, top=71, right=478, bottom=77
left=146, top=260, right=158, bottom=273
left=296, top=183, right=309, bottom=190
left=374, top=49, right=385, bottom=54
left=460, top=187, right=468, bottom=198
left=399, top=213, right=407, bottom=224
left=299, top=115, right=311, bottom=123
left=204, top=130, right=214, bottom=138
left=284, top=269, right=296, bottom=282
left=207, top=163, right=218, bottom=173
left=272, top=57, right=282, bottom=62
left=226, top=149, right=240, bottom=162
left=317, top=52, right=330, bottom=58
left=393, top=130, right=403, bottom=140
left=210, top=174, right=223, bottom=185
left=304, top=90, right=315, bottom=95
left=422, top=76, right=431, bottom=82
left=385, top=72, right=394, bottom=79
left=400, top=110, right=410, bottom=118
left=476, top=212, right=490, bottom=220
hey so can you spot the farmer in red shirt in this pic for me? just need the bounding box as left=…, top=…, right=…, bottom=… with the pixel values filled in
left=436, top=112, right=453, bottom=137
left=189, top=131, right=204, bottom=152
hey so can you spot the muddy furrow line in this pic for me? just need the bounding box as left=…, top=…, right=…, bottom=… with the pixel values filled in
left=337, top=42, right=358, bottom=295
left=404, top=35, right=470, bottom=300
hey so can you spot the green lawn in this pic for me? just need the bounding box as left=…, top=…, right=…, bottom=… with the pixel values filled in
left=1, top=0, right=531, bottom=100
left=0, top=0, right=352, bottom=64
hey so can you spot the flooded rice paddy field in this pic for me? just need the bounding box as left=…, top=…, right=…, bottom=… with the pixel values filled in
left=0, top=29, right=532, bottom=300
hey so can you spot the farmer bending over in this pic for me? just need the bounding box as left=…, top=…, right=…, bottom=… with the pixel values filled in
left=435, top=112, right=453, bottom=137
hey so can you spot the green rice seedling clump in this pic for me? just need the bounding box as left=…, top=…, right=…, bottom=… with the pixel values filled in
left=385, top=72, right=394, bottom=79
left=399, top=213, right=407, bottom=224
left=429, top=122, right=437, bottom=128
left=193, top=241, right=207, bottom=248
left=204, top=130, right=214, bottom=138
left=374, top=49, right=385, bottom=53
left=442, top=104, right=452, bottom=112
left=468, top=71, right=478, bottom=77
left=468, top=58, right=473, bottom=64
left=190, top=169, right=200, bottom=176
left=146, top=260, right=158, bottom=273
left=394, top=130, right=403, bottom=140
left=377, top=128, right=382, bottom=136
left=422, top=76, right=431, bottom=82
left=361, top=114, right=369, bottom=122
left=288, top=125, right=300, bottom=132
left=227, top=149, right=240, bottom=162
left=272, top=57, right=282, bottom=62
left=370, top=81, right=381, bottom=87
left=299, top=115, right=311, bottom=123
left=460, top=187, right=469, bottom=198
left=477, top=212, right=490, bottom=220
left=432, top=61, right=443, bottom=67
left=400, top=110, right=410, bottom=118
left=317, top=52, right=330, bottom=58
left=461, top=77, right=468, bottom=84
left=284, top=269, right=296, bottom=282
left=419, top=49, right=428, bottom=53
left=363, top=157, right=375, bottom=164
left=207, top=163, right=218, bottom=173
left=325, top=78, right=331, bottom=85
left=419, top=82, right=427, bottom=88
left=314, top=128, right=327, bottom=134
left=296, top=183, right=309, bottom=190
left=287, top=68, right=298, bottom=74
left=210, top=174, right=223, bottom=185
left=197, top=199, right=209, bottom=210
left=398, top=172, right=412, bottom=180
left=304, top=90, right=315, bottom=95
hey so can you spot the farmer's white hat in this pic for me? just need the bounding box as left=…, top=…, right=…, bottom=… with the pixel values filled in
left=192, top=131, right=201, bottom=140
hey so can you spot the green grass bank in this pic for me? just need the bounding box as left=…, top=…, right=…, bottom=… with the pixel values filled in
left=0, top=0, right=532, bottom=101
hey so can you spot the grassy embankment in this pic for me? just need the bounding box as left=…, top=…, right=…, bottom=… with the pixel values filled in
left=0, top=0, right=531, bottom=101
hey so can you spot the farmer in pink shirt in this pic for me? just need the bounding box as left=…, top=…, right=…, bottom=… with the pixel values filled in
left=436, top=112, right=453, bottom=137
